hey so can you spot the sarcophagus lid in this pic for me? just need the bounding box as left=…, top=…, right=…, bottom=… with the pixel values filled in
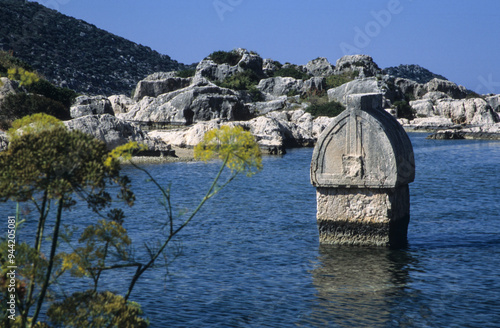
left=311, top=93, right=415, bottom=188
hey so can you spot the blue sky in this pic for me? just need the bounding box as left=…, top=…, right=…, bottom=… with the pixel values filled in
left=32, top=0, right=500, bottom=94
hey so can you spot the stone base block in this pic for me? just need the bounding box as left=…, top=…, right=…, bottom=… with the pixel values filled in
left=316, top=186, right=410, bottom=247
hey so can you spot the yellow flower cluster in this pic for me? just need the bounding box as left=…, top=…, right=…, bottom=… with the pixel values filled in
left=7, top=67, right=40, bottom=86
left=194, top=125, right=263, bottom=177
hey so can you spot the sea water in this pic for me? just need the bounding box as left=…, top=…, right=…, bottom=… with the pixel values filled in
left=3, top=133, right=500, bottom=327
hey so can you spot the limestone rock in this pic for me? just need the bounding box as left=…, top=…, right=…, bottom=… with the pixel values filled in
left=334, top=55, right=381, bottom=78
left=327, top=77, right=381, bottom=104
left=0, top=131, right=8, bottom=152
left=195, top=48, right=263, bottom=82
left=409, top=99, right=434, bottom=117
left=70, top=95, right=114, bottom=119
left=486, top=95, right=500, bottom=113
left=133, top=73, right=191, bottom=101
left=64, top=114, right=170, bottom=154
left=122, top=80, right=251, bottom=124
left=245, top=97, right=288, bottom=115
left=424, top=78, right=467, bottom=99
left=303, top=57, right=335, bottom=77
left=433, top=98, right=498, bottom=125
left=257, top=76, right=326, bottom=97
left=0, top=77, right=21, bottom=101
left=148, top=109, right=334, bottom=154
left=399, top=116, right=456, bottom=130
left=394, top=77, right=466, bottom=100
left=108, top=95, right=135, bottom=114
left=262, top=58, right=281, bottom=76
left=427, top=123, right=500, bottom=140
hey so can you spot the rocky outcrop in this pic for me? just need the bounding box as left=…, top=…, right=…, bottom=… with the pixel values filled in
left=328, top=77, right=382, bottom=104
left=195, top=48, right=263, bottom=82
left=148, top=109, right=335, bottom=154
left=108, top=95, right=135, bottom=115
left=0, top=77, right=21, bottom=101
left=0, top=131, right=8, bottom=152
left=334, top=55, right=381, bottom=78
left=425, top=78, right=468, bottom=99
left=427, top=123, right=500, bottom=140
left=395, top=77, right=467, bottom=101
left=383, top=64, right=447, bottom=84
left=70, top=95, right=114, bottom=119
left=302, top=57, right=335, bottom=77
left=133, top=73, right=191, bottom=101
left=486, top=95, right=500, bottom=113
left=406, top=97, right=498, bottom=126
left=398, top=117, right=457, bottom=130
left=257, top=76, right=326, bottom=97
left=64, top=114, right=171, bottom=155
left=121, top=79, right=251, bottom=124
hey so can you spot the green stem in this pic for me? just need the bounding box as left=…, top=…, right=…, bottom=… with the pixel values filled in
left=31, top=198, right=64, bottom=326
left=22, top=191, right=49, bottom=327
left=124, top=156, right=232, bottom=301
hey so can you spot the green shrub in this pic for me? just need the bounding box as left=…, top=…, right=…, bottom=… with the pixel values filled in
left=25, top=79, right=78, bottom=108
left=325, top=71, right=358, bottom=89
left=0, top=93, right=70, bottom=128
left=176, top=68, right=196, bottom=78
left=0, top=50, right=33, bottom=76
left=306, top=99, right=345, bottom=118
left=271, top=66, right=310, bottom=80
left=217, top=70, right=261, bottom=91
left=393, top=100, right=415, bottom=120
left=208, top=50, right=242, bottom=66
left=247, top=85, right=264, bottom=102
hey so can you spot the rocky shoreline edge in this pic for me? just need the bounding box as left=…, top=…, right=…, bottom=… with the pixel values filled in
left=1, top=50, right=499, bottom=157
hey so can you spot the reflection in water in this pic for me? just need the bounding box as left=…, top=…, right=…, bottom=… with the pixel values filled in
left=306, top=245, right=417, bottom=327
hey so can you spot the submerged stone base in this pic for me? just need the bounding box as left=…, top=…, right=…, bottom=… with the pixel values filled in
left=316, top=186, right=410, bottom=247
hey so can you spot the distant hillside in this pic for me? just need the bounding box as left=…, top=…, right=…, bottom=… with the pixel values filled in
left=0, top=0, right=189, bottom=95
left=383, top=64, right=448, bottom=84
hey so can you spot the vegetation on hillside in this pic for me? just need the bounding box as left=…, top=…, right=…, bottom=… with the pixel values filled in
left=0, top=1, right=188, bottom=95
left=0, top=51, right=77, bottom=129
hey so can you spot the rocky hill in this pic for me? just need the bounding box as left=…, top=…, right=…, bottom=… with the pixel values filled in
left=383, top=64, right=448, bottom=84
left=0, top=0, right=189, bottom=95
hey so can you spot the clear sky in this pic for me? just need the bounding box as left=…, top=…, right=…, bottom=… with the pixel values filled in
left=32, top=0, right=500, bottom=94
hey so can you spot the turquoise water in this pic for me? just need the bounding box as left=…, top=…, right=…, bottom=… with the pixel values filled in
left=3, top=133, right=500, bottom=327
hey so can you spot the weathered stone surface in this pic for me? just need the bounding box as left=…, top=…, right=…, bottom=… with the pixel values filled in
left=0, top=77, right=21, bottom=101
left=64, top=114, right=171, bottom=154
left=311, top=93, right=415, bottom=247
left=195, top=48, right=263, bottom=82
left=312, top=93, right=415, bottom=189
left=486, top=95, right=500, bottom=113
left=316, top=186, right=410, bottom=246
left=334, top=55, right=381, bottom=78
left=424, top=78, right=467, bottom=99
left=121, top=79, right=251, bottom=124
left=427, top=123, right=500, bottom=140
left=399, top=116, right=456, bottom=130
left=0, top=131, right=8, bottom=152
left=327, top=77, right=381, bottom=105
left=108, top=95, right=135, bottom=114
left=70, top=95, right=114, bottom=119
left=257, top=76, right=326, bottom=97
left=303, top=57, right=335, bottom=77
left=148, top=109, right=335, bottom=154
left=433, top=98, right=498, bottom=125
left=245, top=97, right=288, bottom=115
left=133, top=74, right=191, bottom=101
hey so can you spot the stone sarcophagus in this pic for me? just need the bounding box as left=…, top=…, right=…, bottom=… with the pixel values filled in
left=310, top=93, right=415, bottom=247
